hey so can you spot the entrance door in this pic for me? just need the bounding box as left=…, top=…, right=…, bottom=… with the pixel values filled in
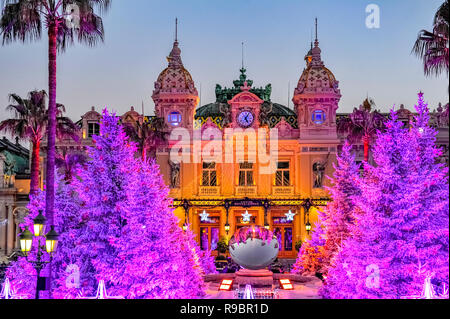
left=199, top=214, right=220, bottom=255
left=272, top=216, right=295, bottom=258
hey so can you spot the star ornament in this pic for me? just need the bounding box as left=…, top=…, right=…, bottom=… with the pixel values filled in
left=285, top=210, right=296, bottom=222
left=242, top=210, right=252, bottom=223
left=199, top=210, right=210, bottom=222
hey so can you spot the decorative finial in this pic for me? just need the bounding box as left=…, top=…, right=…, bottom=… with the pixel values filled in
left=175, top=17, right=178, bottom=42
left=316, top=18, right=319, bottom=42
left=242, top=42, right=245, bottom=70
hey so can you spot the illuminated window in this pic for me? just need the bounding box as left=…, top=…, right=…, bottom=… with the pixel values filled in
left=238, top=162, right=254, bottom=186
left=202, top=162, right=217, bottom=186
left=312, top=110, right=326, bottom=125
left=168, top=111, right=182, bottom=127
left=88, top=122, right=100, bottom=137
left=275, top=162, right=290, bottom=186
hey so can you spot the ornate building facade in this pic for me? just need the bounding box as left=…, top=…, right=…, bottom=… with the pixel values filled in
left=0, top=137, right=30, bottom=264
left=30, top=32, right=449, bottom=261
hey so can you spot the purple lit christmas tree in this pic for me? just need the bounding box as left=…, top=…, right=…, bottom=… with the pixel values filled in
left=70, top=110, right=205, bottom=299
left=8, top=110, right=207, bottom=299
left=292, top=218, right=326, bottom=276
left=6, top=174, right=82, bottom=299
left=321, top=142, right=362, bottom=275
left=324, top=94, right=449, bottom=299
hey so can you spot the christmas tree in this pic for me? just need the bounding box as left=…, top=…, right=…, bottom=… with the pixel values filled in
left=321, top=142, right=362, bottom=274
left=96, top=159, right=206, bottom=299
left=71, top=110, right=206, bottom=299
left=292, top=217, right=326, bottom=276
left=324, top=94, right=449, bottom=298
left=6, top=173, right=82, bottom=299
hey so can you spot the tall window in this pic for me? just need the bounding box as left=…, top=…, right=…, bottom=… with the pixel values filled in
left=88, top=122, right=100, bottom=137
left=275, top=162, right=290, bottom=186
left=202, top=162, right=217, bottom=186
left=238, top=162, right=254, bottom=186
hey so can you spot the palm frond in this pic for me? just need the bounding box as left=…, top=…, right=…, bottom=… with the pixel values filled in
left=1, top=0, right=43, bottom=44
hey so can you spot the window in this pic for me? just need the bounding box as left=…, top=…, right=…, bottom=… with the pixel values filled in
left=168, top=111, right=182, bottom=127
left=275, top=162, right=290, bottom=186
left=238, top=162, right=254, bottom=186
left=88, top=122, right=100, bottom=137
left=202, top=162, right=217, bottom=186
left=312, top=110, right=326, bottom=125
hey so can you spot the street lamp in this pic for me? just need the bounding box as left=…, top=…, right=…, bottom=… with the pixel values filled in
left=19, top=227, right=33, bottom=256
left=182, top=223, right=188, bottom=232
left=33, top=210, right=46, bottom=237
left=19, top=211, right=59, bottom=299
left=306, top=221, right=312, bottom=233
left=224, top=223, right=230, bottom=234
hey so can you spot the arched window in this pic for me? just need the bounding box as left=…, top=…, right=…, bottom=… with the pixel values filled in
left=312, top=109, right=326, bottom=125
left=168, top=111, right=182, bottom=127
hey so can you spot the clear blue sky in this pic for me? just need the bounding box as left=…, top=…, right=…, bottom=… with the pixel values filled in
left=0, top=0, right=448, bottom=122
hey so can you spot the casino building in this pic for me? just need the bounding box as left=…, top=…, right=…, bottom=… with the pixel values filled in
left=36, top=29, right=449, bottom=261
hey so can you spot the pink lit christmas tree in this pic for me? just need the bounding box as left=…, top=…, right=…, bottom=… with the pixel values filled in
left=324, top=94, right=449, bottom=299
left=70, top=110, right=205, bottom=299
left=6, top=173, right=83, bottom=299
left=292, top=218, right=326, bottom=276
left=321, top=142, right=362, bottom=275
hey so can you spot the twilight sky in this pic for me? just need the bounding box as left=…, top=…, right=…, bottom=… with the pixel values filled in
left=0, top=0, right=448, bottom=123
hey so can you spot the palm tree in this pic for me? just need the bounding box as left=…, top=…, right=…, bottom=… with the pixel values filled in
left=0, top=90, right=79, bottom=195
left=413, top=0, right=449, bottom=77
left=55, top=147, right=87, bottom=183
left=338, top=99, right=386, bottom=163
left=123, top=117, right=168, bottom=162
left=1, top=0, right=110, bottom=226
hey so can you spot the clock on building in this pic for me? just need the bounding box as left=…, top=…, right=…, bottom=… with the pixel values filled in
left=237, top=110, right=255, bottom=128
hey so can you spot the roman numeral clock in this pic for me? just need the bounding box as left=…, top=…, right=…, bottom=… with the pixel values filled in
left=229, top=81, right=264, bottom=129
left=237, top=110, right=255, bottom=128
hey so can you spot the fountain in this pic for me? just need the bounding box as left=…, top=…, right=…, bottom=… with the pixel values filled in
left=229, top=226, right=279, bottom=287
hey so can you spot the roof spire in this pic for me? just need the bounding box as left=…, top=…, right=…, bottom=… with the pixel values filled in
left=314, top=17, right=319, bottom=47
left=241, top=42, right=245, bottom=70
left=175, top=17, right=178, bottom=43
left=167, top=19, right=183, bottom=68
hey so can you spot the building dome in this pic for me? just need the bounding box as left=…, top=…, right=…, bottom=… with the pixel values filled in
left=153, top=40, right=198, bottom=96
left=295, top=39, right=340, bottom=96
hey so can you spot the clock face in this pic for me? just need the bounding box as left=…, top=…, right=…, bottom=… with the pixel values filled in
left=237, top=111, right=255, bottom=128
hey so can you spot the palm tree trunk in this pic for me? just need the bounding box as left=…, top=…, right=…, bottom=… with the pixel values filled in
left=45, top=22, right=58, bottom=225
left=363, top=137, right=370, bottom=163
left=45, top=21, right=58, bottom=300
left=30, top=140, right=41, bottom=196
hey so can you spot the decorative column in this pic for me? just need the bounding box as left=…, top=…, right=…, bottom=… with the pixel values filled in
left=14, top=208, right=28, bottom=249
left=6, top=204, right=14, bottom=255
left=0, top=203, right=6, bottom=255
left=263, top=200, right=270, bottom=229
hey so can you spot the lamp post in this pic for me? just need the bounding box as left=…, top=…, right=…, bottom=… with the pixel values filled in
left=224, top=200, right=231, bottom=235
left=303, top=199, right=313, bottom=235
left=19, top=210, right=59, bottom=300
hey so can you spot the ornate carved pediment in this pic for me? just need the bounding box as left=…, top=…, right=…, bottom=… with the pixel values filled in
left=228, top=91, right=264, bottom=105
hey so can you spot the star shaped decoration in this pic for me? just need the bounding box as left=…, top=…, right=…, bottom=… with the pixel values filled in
left=342, top=262, right=349, bottom=269
left=242, top=210, right=252, bottom=223
left=346, top=270, right=353, bottom=278
left=199, top=210, right=210, bottom=222
left=285, top=210, right=296, bottom=222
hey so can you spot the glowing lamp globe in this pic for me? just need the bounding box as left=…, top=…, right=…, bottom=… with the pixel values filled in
left=19, top=228, right=33, bottom=256
left=229, top=226, right=279, bottom=270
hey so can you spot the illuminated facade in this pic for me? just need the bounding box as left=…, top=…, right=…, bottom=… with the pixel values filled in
left=35, top=32, right=449, bottom=261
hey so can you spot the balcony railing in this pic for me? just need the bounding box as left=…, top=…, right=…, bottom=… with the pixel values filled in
left=235, top=186, right=257, bottom=197
left=199, top=186, right=221, bottom=196
left=272, top=186, right=295, bottom=196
